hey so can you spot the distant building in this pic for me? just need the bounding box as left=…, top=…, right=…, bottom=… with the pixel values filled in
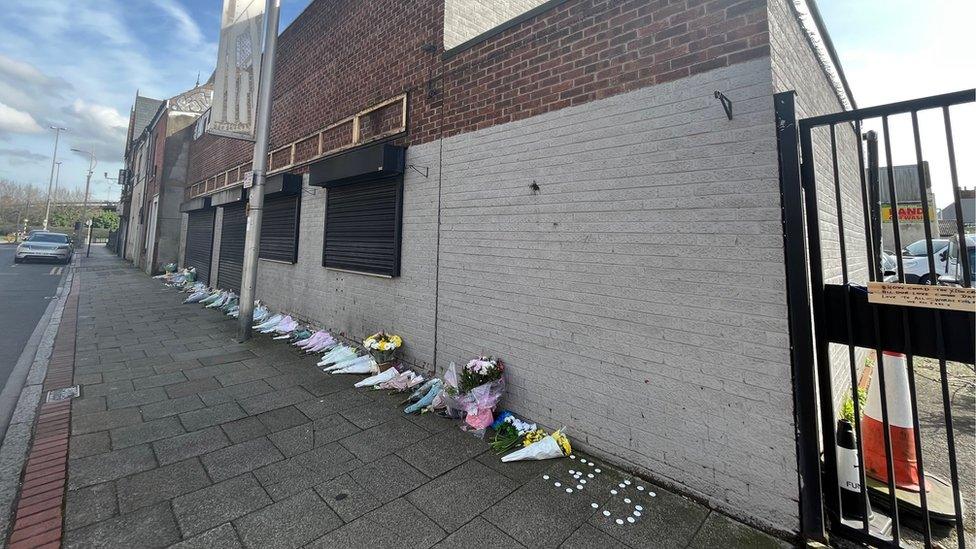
left=871, top=163, right=938, bottom=251
left=939, top=188, right=975, bottom=236
left=119, top=83, right=212, bottom=274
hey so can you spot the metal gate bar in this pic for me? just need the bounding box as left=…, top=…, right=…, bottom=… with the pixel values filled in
left=780, top=88, right=975, bottom=548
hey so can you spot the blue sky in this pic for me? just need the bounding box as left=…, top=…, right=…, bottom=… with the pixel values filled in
left=0, top=1, right=972, bottom=206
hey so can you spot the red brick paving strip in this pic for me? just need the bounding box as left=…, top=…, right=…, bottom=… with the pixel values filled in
left=6, top=275, right=80, bottom=548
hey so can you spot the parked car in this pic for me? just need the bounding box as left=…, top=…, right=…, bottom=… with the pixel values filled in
left=937, top=235, right=975, bottom=287
left=899, top=238, right=949, bottom=284
left=880, top=251, right=899, bottom=282
left=14, top=232, right=73, bottom=264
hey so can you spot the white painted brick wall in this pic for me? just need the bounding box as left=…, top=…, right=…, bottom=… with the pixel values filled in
left=443, top=0, right=549, bottom=49
left=432, top=57, right=800, bottom=532
left=769, top=0, right=869, bottom=416
left=254, top=147, right=441, bottom=370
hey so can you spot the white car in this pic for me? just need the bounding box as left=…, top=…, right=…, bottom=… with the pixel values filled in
left=14, top=232, right=73, bottom=264
left=899, top=238, right=949, bottom=284
left=937, top=235, right=975, bottom=286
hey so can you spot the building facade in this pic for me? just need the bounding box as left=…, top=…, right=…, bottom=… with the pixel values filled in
left=120, top=85, right=212, bottom=274
left=173, top=0, right=862, bottom=536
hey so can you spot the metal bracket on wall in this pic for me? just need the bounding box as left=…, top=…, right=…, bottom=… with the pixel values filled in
left=408, top=164, right=429, bottom=178
left=714, top=90, right=733, bottom=120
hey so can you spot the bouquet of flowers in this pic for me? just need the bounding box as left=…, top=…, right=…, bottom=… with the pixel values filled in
left=458, top=357, right=504, bottom=393
left=501, top=428, right=572, bottom=462
left=489, top=411, right=538, bottom=453
left=363, top=332, right=403, bottom=364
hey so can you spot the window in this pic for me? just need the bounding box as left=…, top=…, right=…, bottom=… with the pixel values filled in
left=259, top=194, right=300, bottom=263
left=322, top=176, right=403, bottom=277
left=27, top=233, right=69, bottom=244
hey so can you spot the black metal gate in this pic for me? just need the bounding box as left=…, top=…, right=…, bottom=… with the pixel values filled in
left=185, top=208, right=215, bottom=285
left=776, top=89, right=975, bottom=548
left=218, top=203, right=246, bottom=293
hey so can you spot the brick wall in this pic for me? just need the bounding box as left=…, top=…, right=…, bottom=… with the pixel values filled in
left=254, top=144, right=440, bottom=369
left=433, top=58, right=800, bottom=532
left=768, top=0, right=866, bottom=414
left=174, top=0, right=844, bottom=535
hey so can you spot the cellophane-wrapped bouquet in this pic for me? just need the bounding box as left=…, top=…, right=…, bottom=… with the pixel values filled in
left=362, top=332, right=402, bottom=364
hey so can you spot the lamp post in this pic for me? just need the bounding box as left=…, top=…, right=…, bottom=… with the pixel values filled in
left=70, top=146, right=96, bottom=255
left=43, top=126, right=67, bottom=231
left=237, top=0, right=281, bottom=342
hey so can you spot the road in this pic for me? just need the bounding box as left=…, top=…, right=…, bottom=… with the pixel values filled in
left=0, top=244, right=66, bottom=396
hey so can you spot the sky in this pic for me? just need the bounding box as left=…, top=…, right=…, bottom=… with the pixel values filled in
left=0, top=1, right=973, bottom=207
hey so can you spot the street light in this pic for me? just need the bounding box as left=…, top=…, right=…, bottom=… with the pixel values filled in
left=43, top=126, right=67, bottom=230
left=70, top=146, right=96, bottom=257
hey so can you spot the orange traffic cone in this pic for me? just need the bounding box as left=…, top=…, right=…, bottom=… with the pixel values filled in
left=861, top=351, right=928, bottom=492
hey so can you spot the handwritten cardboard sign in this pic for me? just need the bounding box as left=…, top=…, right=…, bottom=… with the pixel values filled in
left=867, top=282, right=976, bottom=312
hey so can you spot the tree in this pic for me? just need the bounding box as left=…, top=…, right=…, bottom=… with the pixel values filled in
left=91, top=210, right=119, bottom=230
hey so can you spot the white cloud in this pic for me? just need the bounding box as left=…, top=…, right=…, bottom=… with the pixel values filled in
left=152, top=0, right=205, bottom=45
left=0, top=102, right=44, bottom=134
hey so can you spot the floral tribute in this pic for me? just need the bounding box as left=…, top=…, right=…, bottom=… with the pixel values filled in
left=501, top=428, right=572, bottom=462
left=489, top=411, right=537, bottom=453
left=458, top=356, right=504, bottom=393
left=363, top=332, right=403, bottom=364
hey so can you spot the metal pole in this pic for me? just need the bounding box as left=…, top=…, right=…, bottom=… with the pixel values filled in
left=237, top=0, right=280, bottom=342
left=74, top=146, right=95, bottom=250
left=43, top=127, right=66, bottom=230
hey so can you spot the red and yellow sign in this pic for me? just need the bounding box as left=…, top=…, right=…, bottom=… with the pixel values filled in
left=881, top=203, right=936, bottom=223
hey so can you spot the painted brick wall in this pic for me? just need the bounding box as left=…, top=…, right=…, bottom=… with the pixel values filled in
left=443, top=0, right=549, bottom=49
left=253, top=145, right=441, bottom=370
left=434, top=58, right=798, bottom=532
left=768, top=0, right=867, bottom=414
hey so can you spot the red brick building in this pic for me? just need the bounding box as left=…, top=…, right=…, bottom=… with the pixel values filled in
left=178, top=0, right=857, bottom=536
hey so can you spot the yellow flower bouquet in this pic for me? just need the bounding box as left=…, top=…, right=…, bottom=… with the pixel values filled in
left=501, top=427, right=572, bottom=462
left=362, top=332, right=403, bottom=364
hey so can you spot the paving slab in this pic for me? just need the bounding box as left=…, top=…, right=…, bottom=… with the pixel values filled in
left=234, top=489, right=342, bottom=549
left=140, top=394, right=205, bottom=420
left=396, top=428, right=489, bottom=478
left=220, top=416, right=271, bottom=444
left=338, top=417, right=428, bottom=462
left=105, top=387, right=168, bottom=409
left=586, top=480, right=709, bottom=548
left=255, top=405, right=309, bottom=432
left=178, top=401, right=247, bottom=431
left=687, top=511, right=793, bottom=549
left=167, top=523, right=243, bottom=549
left=313, top=474, right=382, bottom=523
left=63, top=502, right=181, bottom=549
left=71, top=407, right=142, bottom=435
left=307, top=498, right=446, bottom=549
left=407, top=460, right=519, bottom=532
left=171, top=474, right=272, bottom=537
left=110, top=416, right=185, bottom=449
left=254, top=443, right=361, bottom=501
left=349, top=454, right=429, bottom=504
left=238, top=386, right=314, bottom=416
left=153, top=426, right=230, bottom=465
left=432, top=517, right=525, bottom=549
left=69, top=431, right=111, bottom=460
left=68, top=444, right=157, bottom=489
left=198, top=379, right=274, bottom=406
left=64, top=482, right=117, bottom=531
left=116, top=458, right=212, bottom=514
left=201, top=437, right=284, bottom=482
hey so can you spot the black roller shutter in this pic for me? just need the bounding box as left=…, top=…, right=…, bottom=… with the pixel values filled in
left=218, top=203, right=246, bottom=292
left=184, top=209, right=215, bottom=285
left=323, top=176, right=402, bottom=277
left=259, top=194, right=300, bottom=263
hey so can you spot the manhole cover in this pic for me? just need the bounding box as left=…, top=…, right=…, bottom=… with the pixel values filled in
left=46, top=386, right=80, bottom=403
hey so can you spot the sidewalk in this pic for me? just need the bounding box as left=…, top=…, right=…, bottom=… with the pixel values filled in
left=46, top=246, right=791, bottom=548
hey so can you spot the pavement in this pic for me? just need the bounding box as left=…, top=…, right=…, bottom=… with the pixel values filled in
left=6, top=245, right=793, bottom=548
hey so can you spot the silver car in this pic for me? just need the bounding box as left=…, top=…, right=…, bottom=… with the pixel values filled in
left=14, top=232, right=73, bottom=264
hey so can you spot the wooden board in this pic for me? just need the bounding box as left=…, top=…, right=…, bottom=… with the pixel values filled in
left=867, top=281, right=976, bottom=312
